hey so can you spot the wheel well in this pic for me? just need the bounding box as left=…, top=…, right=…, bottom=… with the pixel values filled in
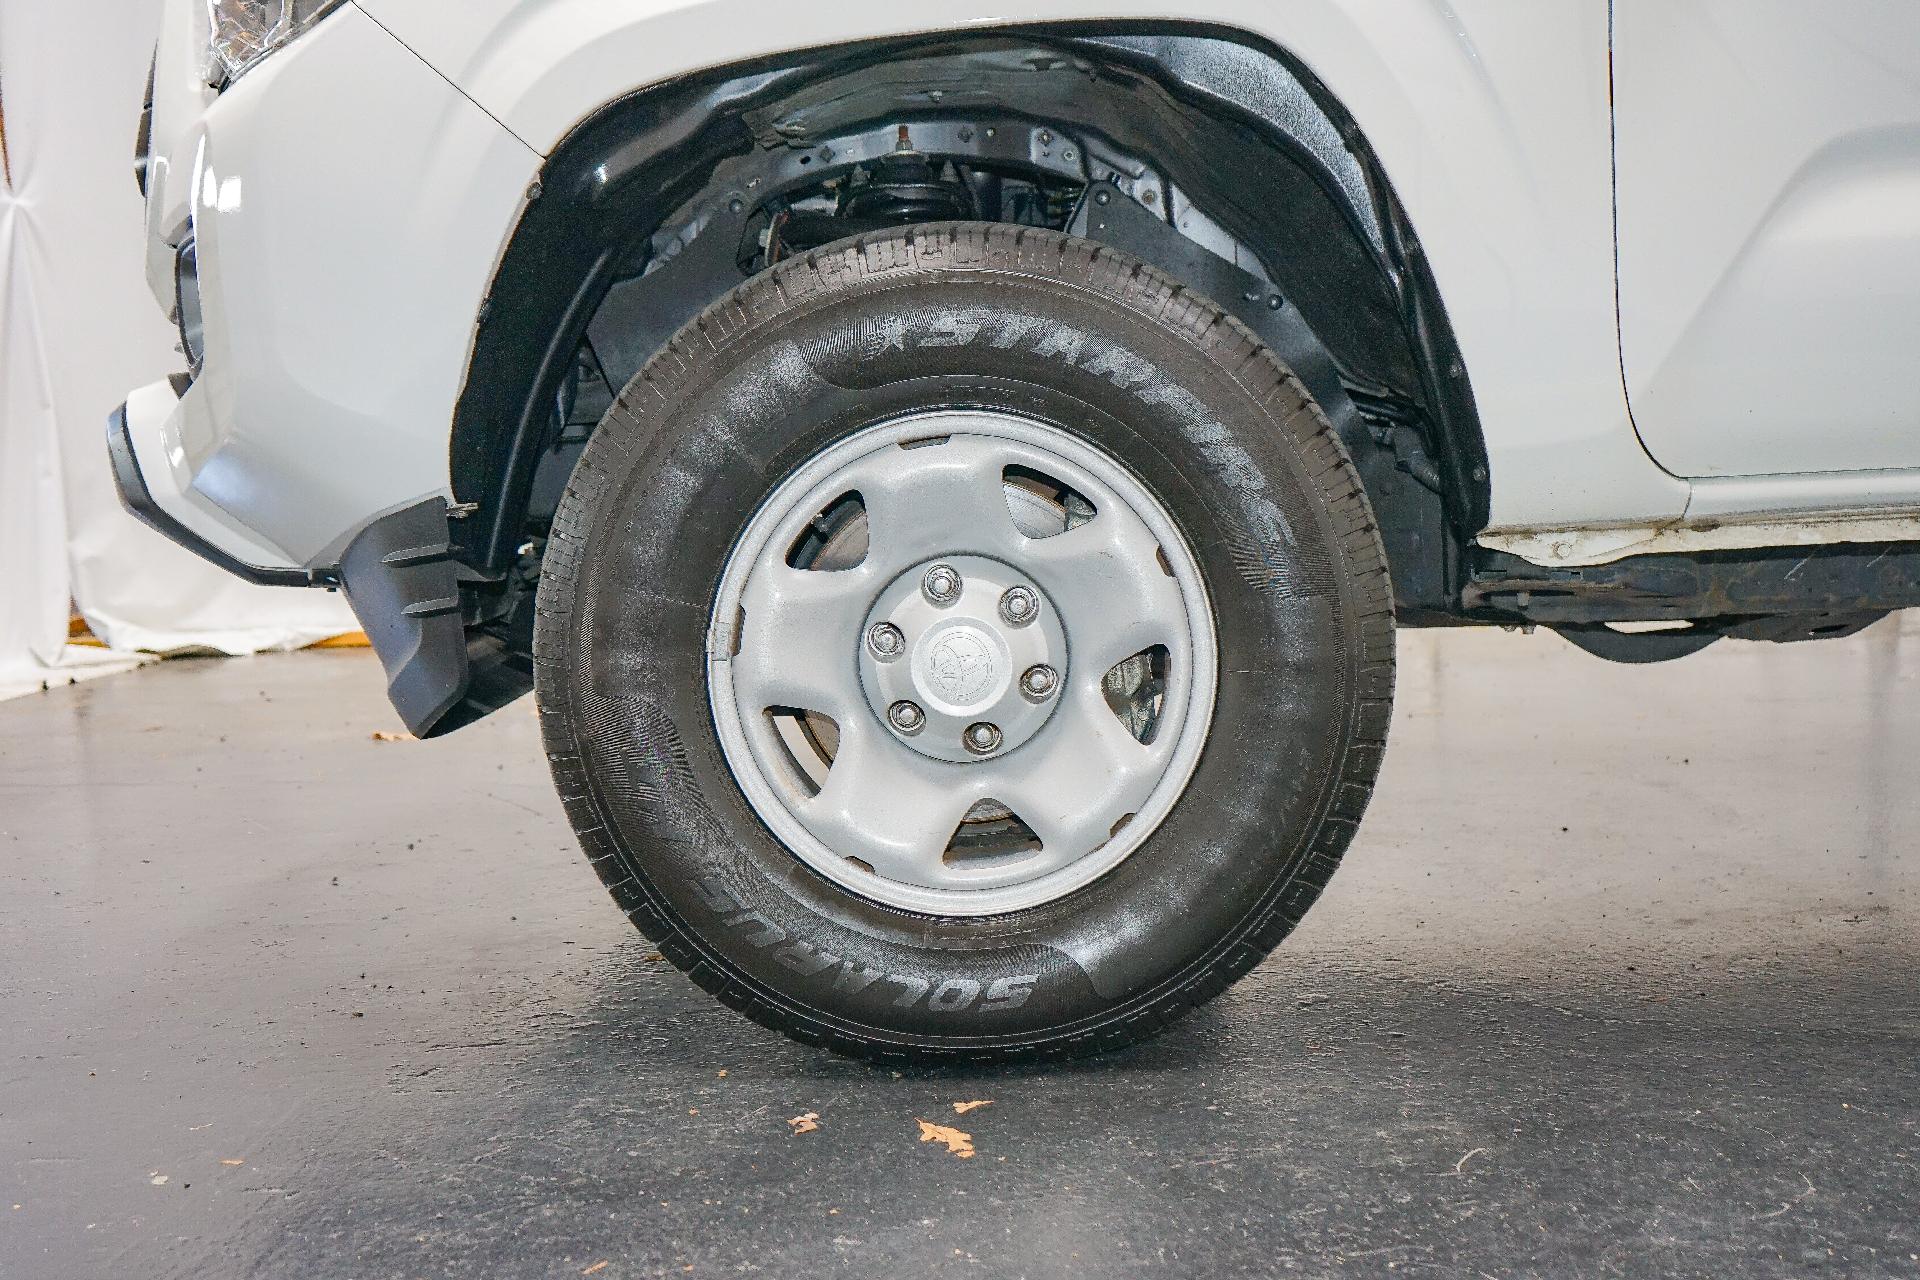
left=447, top=25, right=1489, bottom=634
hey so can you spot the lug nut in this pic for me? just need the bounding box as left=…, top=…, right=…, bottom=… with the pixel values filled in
left=887, top=701, right=926, bottom=734
left=1020, top=664, right=1059, bottom=700
left=866, top=622, right=905, bottom=660
left=922, top=563, right=962, bottom=605
left=999, top=585, right=1039, bottom=626
left=963, top=722, right=1004, bottom=756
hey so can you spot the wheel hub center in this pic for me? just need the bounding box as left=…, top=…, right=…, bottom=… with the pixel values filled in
left=859, top=554, right=1068, bottom=764
left=916, top=622, right=1005, bottom=710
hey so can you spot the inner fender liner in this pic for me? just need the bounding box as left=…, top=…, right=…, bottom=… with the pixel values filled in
left=445, top=28, right=1489, bottom=581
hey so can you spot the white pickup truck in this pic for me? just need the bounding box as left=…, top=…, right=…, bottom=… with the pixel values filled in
left=114, top=0, right=1920, bottom=1061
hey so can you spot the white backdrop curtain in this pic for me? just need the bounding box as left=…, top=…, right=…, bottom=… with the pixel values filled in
left=0, top=0, right=356, bottom=701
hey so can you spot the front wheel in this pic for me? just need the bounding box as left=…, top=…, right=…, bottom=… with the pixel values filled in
left=535, top=225, right=1393, bottom=1062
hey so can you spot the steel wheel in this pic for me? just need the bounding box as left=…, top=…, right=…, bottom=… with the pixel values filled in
left=708, top=410, right=1217, bottom=916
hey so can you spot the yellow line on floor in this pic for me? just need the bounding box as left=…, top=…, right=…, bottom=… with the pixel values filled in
left=305, top=632, right=371, bottom=649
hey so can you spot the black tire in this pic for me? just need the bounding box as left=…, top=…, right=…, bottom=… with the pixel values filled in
left=535, top=224, right=1393, bottom=1063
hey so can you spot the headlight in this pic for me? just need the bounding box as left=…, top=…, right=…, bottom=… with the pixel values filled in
left=204, top=0, right=345, bottom=85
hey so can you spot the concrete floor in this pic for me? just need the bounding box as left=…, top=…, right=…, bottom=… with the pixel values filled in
left=3, top=621, right=1917, bottom=1279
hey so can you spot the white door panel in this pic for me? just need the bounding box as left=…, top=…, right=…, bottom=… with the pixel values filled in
left=1615, top=2, right=1920, bottom=478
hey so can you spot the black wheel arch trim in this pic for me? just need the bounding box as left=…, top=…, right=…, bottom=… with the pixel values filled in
left=443, top=21, right=1493, bottom=582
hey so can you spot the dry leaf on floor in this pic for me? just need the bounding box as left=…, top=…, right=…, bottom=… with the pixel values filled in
left=917, top=1120, right=975, bottom=1158
left=951, top=1100, right=993, bottom=1115
left=789, top=1112, right=820, bottom=1135
left=369, top=730, right=413, bottom=742
left=582, top=1263, right=609, bottom=1276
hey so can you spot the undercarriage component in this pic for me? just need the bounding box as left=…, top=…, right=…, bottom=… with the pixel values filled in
left=1467, top=543, right=1915, bottom=660
left=1550, top=623, right=1724, bottom=664
left=769, top=151, right=982, bottom=258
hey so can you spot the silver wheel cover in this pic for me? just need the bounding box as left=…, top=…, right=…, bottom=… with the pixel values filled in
left=707, top=411, right=1217, bottom=916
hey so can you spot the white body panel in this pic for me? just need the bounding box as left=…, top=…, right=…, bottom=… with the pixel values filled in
left=362, top=0, right=1687, bottom=537
left=121, top=0, right=1920, bottom=574
left=1614, top=0, right=1920, bottom=480
left=141, top=0, right=216, bottom=308
left=130, top=1, right=538, bottom=567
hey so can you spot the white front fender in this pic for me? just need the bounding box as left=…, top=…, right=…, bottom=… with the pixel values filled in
left=359, top=0, right=1690, bottom=534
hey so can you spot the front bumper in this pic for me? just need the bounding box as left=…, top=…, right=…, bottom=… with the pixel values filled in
left=117, top=0, right=542, bottom=734
left=123, top=0, right=540, bottom=574
left=109, top=386, right=493, bottom=737
left=108, top=387, right=317, bottom=587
